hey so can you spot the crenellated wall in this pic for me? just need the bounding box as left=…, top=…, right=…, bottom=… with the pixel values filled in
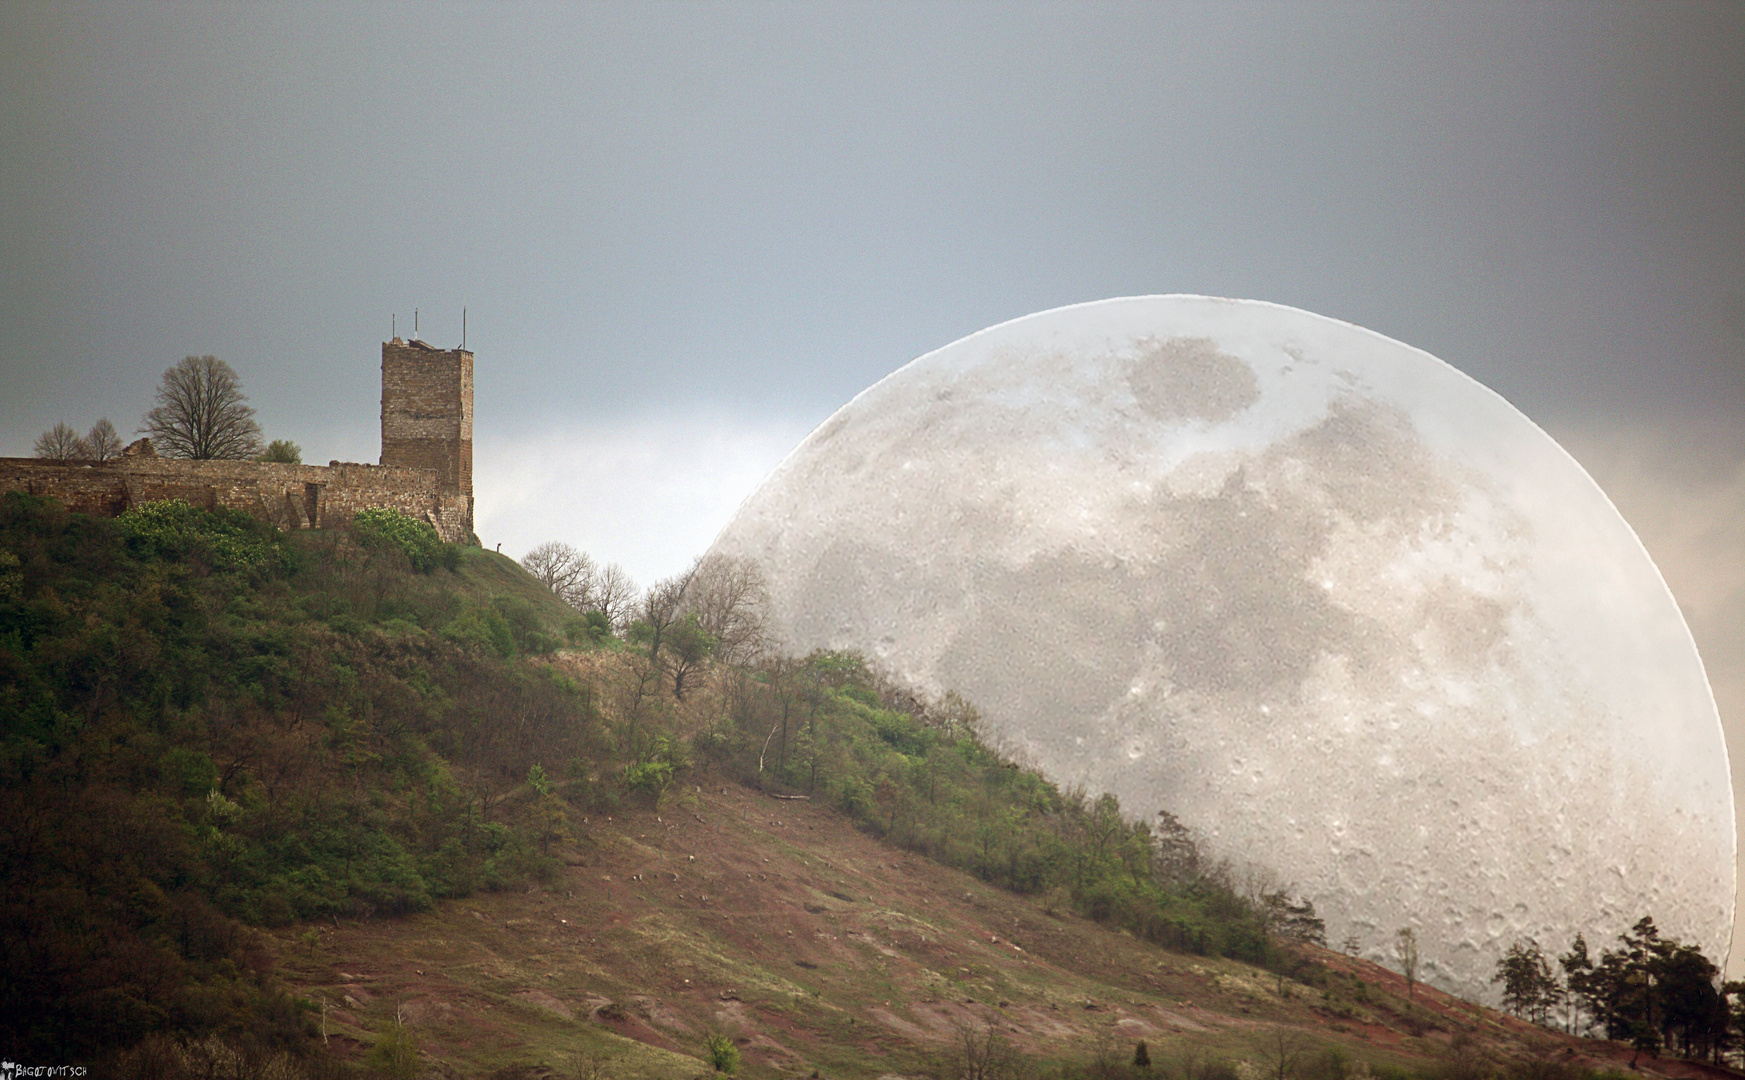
left=0, top=456, right=473, bottom=543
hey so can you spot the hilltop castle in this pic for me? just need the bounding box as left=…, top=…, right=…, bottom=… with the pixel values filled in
left=0, top=337, right=478, bottom=543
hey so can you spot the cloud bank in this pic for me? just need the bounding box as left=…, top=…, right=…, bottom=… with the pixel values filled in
left=473, top=410, right=818, bottom=587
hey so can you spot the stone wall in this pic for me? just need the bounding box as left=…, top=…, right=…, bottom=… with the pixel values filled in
left=0, top=456, right=473, bottom=543
left=380, top=340, right=472, bottom=504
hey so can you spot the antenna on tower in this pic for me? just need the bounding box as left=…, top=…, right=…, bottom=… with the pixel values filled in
left=392, top=313, right=396, bottom=339
left=463, top=307, right=467, bottom=350
left=414, top=307, right=419, bottom=340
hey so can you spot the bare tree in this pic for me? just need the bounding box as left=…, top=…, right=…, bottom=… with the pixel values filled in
left=946, top=1020, right=1027, bottom=1080
left=142, top=355, right=262, bottom=459
left=595, top=562, right=638, bottom=632
left=33, top=422, right=89, bottom=461
left=1251, top=1028, right=1312, bottom=1080
left=682, top=553, right=769, bottom=664
left=522, top=541, right=597, bottom=608
left=1396, top=926, right=1420, bottom=1000
left=85, top=418, right=122, bottom=461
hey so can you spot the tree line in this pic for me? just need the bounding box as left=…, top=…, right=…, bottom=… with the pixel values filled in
left=1490, top=918, right=1735, bottom=1064
left=32, top=354, right=301, bottom=463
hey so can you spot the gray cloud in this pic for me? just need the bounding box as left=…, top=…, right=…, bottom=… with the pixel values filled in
left=3, top=3, right=1742, bottom=454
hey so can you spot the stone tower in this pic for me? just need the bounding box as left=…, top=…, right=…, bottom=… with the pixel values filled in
left=380, top=337, right=473, bottom=533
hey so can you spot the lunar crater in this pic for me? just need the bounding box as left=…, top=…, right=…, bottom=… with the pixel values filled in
left=709, top=295, right=1733, bottom=1001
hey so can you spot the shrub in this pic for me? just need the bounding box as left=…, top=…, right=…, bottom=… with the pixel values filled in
left=566, top=609, right=613, bottom=647
left=705, top=1032, right=740, bottom=1073
left=351, top=506, right=446, bottom=573
left=366, top=1018, right=420, bottom=1080
left=118, top=499, right=281, bottom=571
left=623, top=760, right=673, bottom=804
left=255, top=439, right=302, bottom=464
left=443, top=603, right=517, bottom=657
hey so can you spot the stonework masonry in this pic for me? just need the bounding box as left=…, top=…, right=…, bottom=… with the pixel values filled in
left=380, top=339, right=473, bottom=505
left=0, top=457, right=472, bottom=541
left=2, top=336, right=478, bottom=543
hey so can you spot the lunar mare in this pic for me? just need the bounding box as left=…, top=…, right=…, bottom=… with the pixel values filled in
left=707, top=296, right=1734, bottom=999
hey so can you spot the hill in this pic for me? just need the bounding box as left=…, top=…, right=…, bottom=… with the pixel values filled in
left=0, top=492, right=1730, bottom=1079
left=269, top=776, right=1738, bottom=1080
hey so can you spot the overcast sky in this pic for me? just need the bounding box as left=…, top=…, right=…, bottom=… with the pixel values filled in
left=5, top=1, right=1743, bottom=966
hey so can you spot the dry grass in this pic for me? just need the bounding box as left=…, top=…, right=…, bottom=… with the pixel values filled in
left=265, top=762, right=1721, bottom=1080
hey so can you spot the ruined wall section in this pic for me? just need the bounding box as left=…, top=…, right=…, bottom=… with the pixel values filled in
left=379, top=341, right=472, bottom=533
left=0, top=457, right=472, bottom=543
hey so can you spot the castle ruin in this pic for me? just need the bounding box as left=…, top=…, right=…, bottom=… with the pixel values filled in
left=0, top=337, right=478, bottom=543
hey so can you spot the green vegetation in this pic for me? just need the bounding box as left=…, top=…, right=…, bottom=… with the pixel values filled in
left=0, top=494, right=580, bottom=1062
left=350, top=506, right=455, bottom=573
left=704, top=1031, right=741, bottom=1073
left=257, top=439, right=303, bottom=464
left=1491, top=920, right=1733, bottom=1063
left=1559, top=918, right=1731, bottom=1061
left=701, top=649, right=1285, bottom=966
left=4, top=495, right=1737, bottom=1078
left=364, top=1016, right=420, bottom=1079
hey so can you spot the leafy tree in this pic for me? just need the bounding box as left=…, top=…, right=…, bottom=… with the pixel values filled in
left=141, top=354, right=262, bottom=459
left=1656, top=941, right=1728, bottom=1060
left=629, top=563, right=712, bottom=698
left=1262, top=892, right=1327, bottom=947
left=1153, top=809, right=1200, bottom=887
left=1611, top=916, right=1666, bottom=1061
left=255, top=438, right=301, bottom=463
left=1560, top=933, right=1597, bottom=1035
left=33, top=421, right=88, bottom=461
left=1493, top=938, right=1562, bottom=1024
left=86, top=418, right=123, bottom=461
left=1579, top=916, right=1729, bottom=1064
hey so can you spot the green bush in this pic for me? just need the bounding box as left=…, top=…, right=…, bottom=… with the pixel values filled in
left=719, top=649, right=1279, bottom=970
left=255, top=439, right=302, bottom=464
left=351, top=506, right=447, bottom=573
left=443, top=603, right=517, bottom=657
left=366, top=1019, right=421, bottom=1079
left=566, top=609, right=613, bottom=647
left=118, top=499, right=281, bottom=571
left=705, top=1032, right=740, bottom=1073
left=0, top=494, right=573, bottom=1061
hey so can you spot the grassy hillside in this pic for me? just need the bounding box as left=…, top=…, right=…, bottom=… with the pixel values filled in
left=266, top=778, right=1708, bottom=1080
left=0, top=494, right=586, bottom=1063
left=0, top=493, right=1713, bottom=1079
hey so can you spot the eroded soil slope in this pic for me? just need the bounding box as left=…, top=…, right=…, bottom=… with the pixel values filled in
left=271, top=782, right=1724, bottom=1080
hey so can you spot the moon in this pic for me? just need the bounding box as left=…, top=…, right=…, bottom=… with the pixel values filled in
left=707, top=296, right=1734, bottom=998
